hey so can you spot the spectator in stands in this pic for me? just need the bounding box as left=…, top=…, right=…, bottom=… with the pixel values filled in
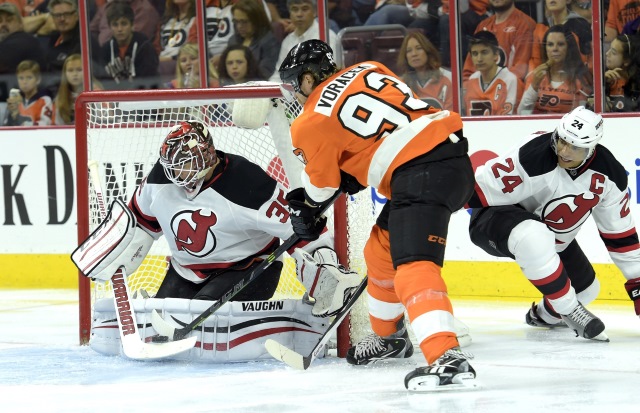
left=463, top=31, right=522, bottom=116
left=99, top=0, right=159, bottom=87
left=569, top=0, right=591, bottom=23
left=518, top=25, right=592, bottom=115
left=396, top=31, right=452, bottom=110
left=43, top=0, right=101, bottom=74
left=159, top=0, right=195, bottom=62
left=363, top=0, right=419, bottom=27
left=0, top=3, right=45, bottom=74
left=266, top=0, right=293, bottom=34
left=3, top=60, right=53, bottom=126
left=218, top=44, right=260, bottom=85
left=90, top=0, right=161, bottom=51
left=529, top=0, right=591, bottom=73
left=462, top=0, right=536, bottom=82
left=228, top=0, right=280, bottom=80
left=52, top=53, right=104, bottom=125
left=601, top=34, right=640, bottom=112
left=605, top=0, right=640, bottom=43
left=186, top=0, right=238, bottom=71
left=166, top=42, right=219, bottom=88
left=438, top=0, right=489, bottom=67
left=269, top=0, right=337, bottom=82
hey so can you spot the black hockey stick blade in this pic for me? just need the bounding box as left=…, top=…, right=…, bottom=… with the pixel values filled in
left=151, top=191, right=343, bottom=342
left=265, top=276, right=368, bottom=370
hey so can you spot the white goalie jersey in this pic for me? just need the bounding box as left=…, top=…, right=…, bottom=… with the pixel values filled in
left=129, top=150, right=323, bottom=283
left=469, top=132, right=640, bottom=281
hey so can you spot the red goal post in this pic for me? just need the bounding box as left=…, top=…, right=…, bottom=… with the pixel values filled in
left=75, top=85, right=374, bottom=357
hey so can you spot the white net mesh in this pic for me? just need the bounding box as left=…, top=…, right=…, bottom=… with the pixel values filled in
left=78, top=87, right=377, bottom=349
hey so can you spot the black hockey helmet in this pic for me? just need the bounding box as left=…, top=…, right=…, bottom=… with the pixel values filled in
left=279, top=39, right=337, bottom=94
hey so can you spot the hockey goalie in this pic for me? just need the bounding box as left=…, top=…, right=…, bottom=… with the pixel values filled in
left=72, top=120, right=363, bottom=362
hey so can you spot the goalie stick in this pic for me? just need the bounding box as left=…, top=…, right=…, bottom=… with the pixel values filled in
left=151, top=190, right=344, bottom=342
left=265, top=276, right=367, bottom=370
left=87, top=160, right=197, bottom=359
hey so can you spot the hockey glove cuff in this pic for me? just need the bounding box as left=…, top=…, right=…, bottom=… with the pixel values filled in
left=285, top=188, right=327, bottom=241
left=624, top=277, right=640, bottom=315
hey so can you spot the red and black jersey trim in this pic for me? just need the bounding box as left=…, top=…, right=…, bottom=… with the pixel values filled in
left=600, top=229, right=640, bottom=253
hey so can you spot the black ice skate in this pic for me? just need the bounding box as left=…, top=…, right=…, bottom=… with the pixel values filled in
left=405, top=347, right=479, bottom=392
left=560, top=302, right=609, bottom=342
left=525, top=302, right=567, bottom=328
left=346, top=322, right=413, bottom=365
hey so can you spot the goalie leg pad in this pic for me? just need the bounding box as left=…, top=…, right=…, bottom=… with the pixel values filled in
left=294, top=247, right=362, bottom=317
left=71, top=199, right=154, bottom=281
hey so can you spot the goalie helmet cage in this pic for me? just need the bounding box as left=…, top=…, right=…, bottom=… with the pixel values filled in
left=75, top=86, right=376, bottom=358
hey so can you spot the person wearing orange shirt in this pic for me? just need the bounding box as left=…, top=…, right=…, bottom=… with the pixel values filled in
left=463, top=31, right=522, bottom=116
left=518, top=25, right=592, bottom=115
left=397, top=31, right=452, bottom=110
left=279, top=39, right=477, bottom=392
left=462, top=0, right=536, bottom=82
left=605, top=0, right=640, bottom=43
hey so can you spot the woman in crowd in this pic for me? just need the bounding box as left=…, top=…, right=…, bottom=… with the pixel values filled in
left=227, top=0, right=280, bottom=80
left=518, top=25, right=592, bottom=114
left=396, top=31, right=452, bottom=110
left=601, top=34, right=640, bottom=112
left=529, top=0, right=592, bottom=72
left=52, top=54, right=104, bottom=125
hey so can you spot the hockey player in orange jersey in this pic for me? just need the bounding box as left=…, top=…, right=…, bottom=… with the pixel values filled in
left=279, top=39, right=478, bottom=391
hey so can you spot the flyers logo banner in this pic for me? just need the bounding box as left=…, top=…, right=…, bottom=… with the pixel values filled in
left=171, top=209, right=218, bottom=257
left=542, top=193, right=600, bottom=234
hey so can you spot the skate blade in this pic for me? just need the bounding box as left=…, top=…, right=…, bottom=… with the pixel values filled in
left=407, top=373, right=480, bottom=392
left=590, top=331, right=610, bottom=342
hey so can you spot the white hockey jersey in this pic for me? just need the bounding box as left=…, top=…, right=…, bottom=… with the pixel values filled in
left=130, top=151, right=296, bottom=283
left=469, top=132, right=640, bottom=281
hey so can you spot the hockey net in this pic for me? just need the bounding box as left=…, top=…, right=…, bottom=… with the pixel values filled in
left=75, top=85, right=376, bottom=356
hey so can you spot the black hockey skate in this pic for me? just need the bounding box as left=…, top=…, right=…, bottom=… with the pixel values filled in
left=525, top=302, right=567, bottom=328
left=560, top=302, right=609, bottom=342
left=346, top=325, right=413, bottom=365
left=405, top=347, right=478, bottom=392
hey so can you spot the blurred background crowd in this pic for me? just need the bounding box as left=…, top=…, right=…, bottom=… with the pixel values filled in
left=0, top=0, right=638, bottom=126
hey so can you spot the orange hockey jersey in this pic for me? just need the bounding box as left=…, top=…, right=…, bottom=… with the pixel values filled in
left=407, top=69, right=453, bottom=110
left=3, top=90, right=53, bottom=126
left=463, top=67, right=523, bottom=116
left=290, top=62, right=463, bottom=202
left=521, top=75, right=591, bottom=114
left=462, top=9, right=536, bottom=81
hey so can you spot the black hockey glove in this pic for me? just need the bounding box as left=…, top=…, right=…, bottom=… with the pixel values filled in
left=340, top=170, right=366, bottom=195
left=285, top=188, right=327, bottom=241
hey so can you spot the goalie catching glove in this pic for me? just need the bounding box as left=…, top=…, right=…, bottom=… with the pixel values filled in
left=71, top=199, right=154, bottom=282
left=293, top=247, right=362, bottom=317
left=286, top=188, right=328, bottom=241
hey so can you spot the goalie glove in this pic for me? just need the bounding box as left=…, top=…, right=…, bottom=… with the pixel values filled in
left=71, top=199, right=154, bottom=282
left=624, top=277, right=640, bottom=316
left=293, top=247, right=362, bottom=317
left=285, top=188, right=327, bottom=241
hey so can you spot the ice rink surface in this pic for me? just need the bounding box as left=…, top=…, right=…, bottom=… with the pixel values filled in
left=1, top=289, right=638, bottom=413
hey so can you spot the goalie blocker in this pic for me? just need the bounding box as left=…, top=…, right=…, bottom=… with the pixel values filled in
left=71, top=199, right=154, bottom=282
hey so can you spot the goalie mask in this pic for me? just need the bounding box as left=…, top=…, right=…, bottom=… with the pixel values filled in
left=551, top=106, right=603, bottom=170
left=159, top=121, right=217, bottom=198
left=279, top=39, right=337, bottom=96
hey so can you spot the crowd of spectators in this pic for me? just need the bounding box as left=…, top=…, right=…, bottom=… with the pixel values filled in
left=1, top=0, right=640, bottom=126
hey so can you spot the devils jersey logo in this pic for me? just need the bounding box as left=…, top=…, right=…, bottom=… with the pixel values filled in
left=171, top=209, right=218, bottom=257
left=542, top=193, right=600, bottom=234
